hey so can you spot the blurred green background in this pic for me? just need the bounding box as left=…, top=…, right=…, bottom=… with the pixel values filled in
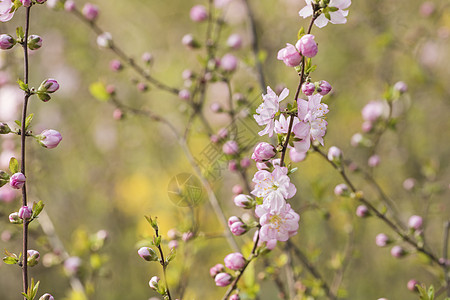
left=0, top=0, right=449, bottom=299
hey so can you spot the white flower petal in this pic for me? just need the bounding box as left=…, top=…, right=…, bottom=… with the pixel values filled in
left=314, top=14, right=329, bottom=28
left=299, top=5, right=313, bottom=18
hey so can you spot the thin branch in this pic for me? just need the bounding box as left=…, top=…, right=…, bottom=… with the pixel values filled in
left=443, top=221, right=450, bottom=296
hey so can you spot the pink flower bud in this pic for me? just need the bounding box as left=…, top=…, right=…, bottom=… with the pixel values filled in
left=9, top=212, right=21, bottom=224
left=220, top=54, right=238, bottom=72
left=64, top=256, right=81, bottom=275
left=38, top=129, right=62, bottom=149
left=82, top=3, right=99, bottom=21
left=375, top=233, right=390, bottom=247
left=149, top=276, right=160, bottom=290
left=38, top=78, right=59, bottom=93
left=113, top=108, right=123, bottom=120
left=64, top=0, right=75, bottom=11
left=327, top=146, right=342, bottom=161
left=19, top=205, right=32, bottom=220
left=223, top=140, right=239, bottom=155
left=356, top=205, right=369, bottom=218
left=233, top=194, right=253, bottom=209
left=362, top=101, right=384, bottom=122
left=407, top=279, right=419, bottom=292
left=39, top=293, right=54, bottom=300
left=109, top=59, right=122, bottom=71
left=137, top=82, right=148, bottom=92
left=251, top=142, right=276, bottom=162
left=178, top=89, right=190, bottom=100
left=168, top=240, right=178, bottom=250
left=318, top=80, right=332, bottom=96
left=21, top=0, right=31, bottom=7
left=182, top=34, right=196, bottom=48
left=210, top=135, right=219, bottom=143
left=296, top=34, right=318, bottom=58
left=138, top=247, right=158, bottom=261
left=228, top=217, right=247, bottom=236
left=210, top=102, right=221, bottom=112
left=141, top=52, right=153, bottom=64
left=210, top=263, right=225, bottom=277
left=334, top=183, right=349, bottom=196
left=256, top=162, right=269, bottom=170
left=301, top=82, right=315, bottom=96
left=350, top=133, right=363, bottom=147
left=106, top=84, right=116, bottom=95
left=394, top=81, right=408, bottom=93
left=215, top=272, right=232, bottom=287
left=182, top=231, right=194, bottom=242
left=224, top=252, right=246, bottom=270
left=167, top=229, right=178, bottom=240
left=232, top=185, right=243, bottom=194
left=408, top=215, right=423, bottom=230
left=228, top=160, right=238, bottom=171
left=218, top=128, right=228, bottom=139
left=419, top=2, right=434, bottom=17
left=97, top=32, right=112, bottom=48
left=0, top=34, right=16, bottom=50
left=28, top=35, right=42, bottom=50
left=27, top=249, right=40, bottom=267
left=190, top=5, right=208, bottom=22
left=240, top=158, right=251, bottom=168
left=361, top=121, right=373, bottom=133
left=277, top=43, right=301, bottom=67
left=230, top=294, right=240, bottom=300
left=402, top=178, right=416, bottom=191
left=227, top=33, right=242, bottom=50
left=390, top=245, right=405, bottom=258
left=368, top=155, right=380, bottom=167
left=10, top=173, right=26, bottom=190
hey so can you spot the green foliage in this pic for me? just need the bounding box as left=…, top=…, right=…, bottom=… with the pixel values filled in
left=3, top=249, right=19, bottom=265
left=21, top=278, right=39, bottom=300
left=9, top=157, right=19, bottom=174
left=31, top=200, right=45, bottom=220
left=0, top=171, right=9, bottom=187
left=416, top=284, right=434, bottom=300
left=89, top=82, right=110, bottom=102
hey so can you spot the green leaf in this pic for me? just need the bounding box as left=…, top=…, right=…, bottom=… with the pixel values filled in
left=153, top=236, right=162, bottom=248
left=9, top=157, right=19, bottom=174
left=0, top=171, right=9, bottom=187
left=37, top=93, right=51, bottom=102
left=16, top=26, right=24, bottom=40
left=297, top=27, right=305, bottom=40
left=3, top=256, right=19, bottom=264
left=17, top=79, right=28, bottom=91
left=306, top=65, right=317, bottom=74
left=24, top=113, right=33, bottom=130
left=257, top=50, right=267, bottom=63
left=166, top=249, right=176, bottom=263
left=31, top=201, right=44, bottom=219
left=15, top=120, right=21, bottom=127
left=89, top=81, right=110, bottom=102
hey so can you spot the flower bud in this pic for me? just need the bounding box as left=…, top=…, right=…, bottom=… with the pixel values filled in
left=190, top=5, right=208, bottom=22
left=109, top=59, right=122, bottom=71
left=209, top=263, right=225, bottom=277
left=252, top=142, right=276, bottom=162
left=64, top=256, right=81, bottom=275
left=362, top=101, right=384, bottom=122
left=0, top=34, right=16, bottom=50
left=327, top=146, right=342, bottom=162
left=240, top=158, right=251, bottom=169
left=220, top=54, right=238, bottom=72
left=277, top=43, right=301, bottom=67
left=10, top=173, right=26, bottom=190
left=27, top=249, right=40, bottom=267
left=9, top=212, right=22, bottom=224
left=149, top=276, right=160, bottom=290
left=394, top=81, right=408, bottom=93
left=64, top=0, right=75, bottom=11
left=375, top=233, right=390, bottom=247
left=361, top=121, right=373, bottom=133
left=224, top=252, right=246, bottom=270
left=182, top=231, right=194, bottom=242
left=233, top=194, right=254, bottom=209
left=223, top=140, right=239, bottom=155
left=19, top=205, right=32, bottom=220
left=228, top=217, right=247, bottom=236
left=38, top=78, right=59, bottom=93
left=368, top=155, right=380, bottom=167
left=178, top=89, right=190, bottom=100
left=168, top=240, right=178, bottom=250
left=82, top=3, right=99, bottom=21
left=182, top=34, right=198, bottom=49
left=227, top=34, right=242, bottom=50
left=301, top=82, right=315, bottom=96
left=97, top=32, right=112, bottom=48
left=20, top=0, right=31, bottom=7
left=355, top=205, right=369, bottom=218
left=38, top=129, right=62, bottom=149
left=27, top=35, right=42, bottom=50
left=138, top=247, right=159, bottom=262
left=407, top=279, right=419, bottom=292
left=402, top=178, right=416, bottom=191
left=350, top=133, right=363, bottom=147
left=390, top=245, right=406, bottom=258
left=228, top=160, right=237, bottom=172
left=215, top=272, right=232, bottom=287
left=230, top=294, right=240, bottom=300
left=141, top=52, right=153, bottom=64
left=296, top=34, right=318, bottom=58
left=408, top=215, right=423, bottom=230
left=113, top=108, right=123, bottom=120
left=334, top=183, right=349, bottom=196
left=0, top=122, right=11, bottom=134
left=39, top=294, right=54, bottom=300
left=318, top=80, right=332, bottom=96
left=210, top=102, right=221, bottom=113
left=232, top=185, right=243, bottom=195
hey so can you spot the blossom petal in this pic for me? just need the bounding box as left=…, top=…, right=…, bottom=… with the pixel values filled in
left=314, top=14, right=329, bottom=28
left=298, top=5, right=313, bottom=18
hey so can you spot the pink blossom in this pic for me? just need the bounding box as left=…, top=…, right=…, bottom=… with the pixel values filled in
left=0, top=187, right=16, bottom=203
left=361, top=101, right=384, bottom=122
left=168, top=240, right=178, bottom=250
left=277, top=43, right=302, bottom=67
left=232, top=184, right=243, bottom=194
left=228, top=216, right=247, bottom=236
left=21, top=0, right=31, bottom=7
left=403, top=178, right=416, bottom=191
left=210, top=263, right=225, bottom=277
left=82, top=3, right=99, bottom=21
left=301, top=82, right=315, bottom=96
left=230, top=294, right=240, bottom=300
left=10, top=173, right=26, bottom=189
left=289, top=148, right=307, bottom=162
left=64, top=0, right=75, bottom=11
left=327, top=146, right=342, bottom=161
left=394, top=81, right=408, bottom=93
left=227, top=33, right=242, bottom=49
left=190, top=5, right=208, bottom=22
left=64, top=256, right=81, bottom=275
left=408, top=215, right=423, bottom=230
left=391, top=245, right=405, bottom=258
left=38, top=129, right=62, bottom=149
left=220, top=54, right=238, bottom=72
left=356, top=205, right=369, bottom=218
left=251, top=166, right=296, bottom=213
left=234, top=194, right=253, bottom=209
left=318, top=80, right=332, bottom=95
left=256, top=203, right=300, bottom=243
left=223, top=140, right=239, bottom=155
left=368, top=155, right=380, bottom=167
left=109, top=59, right=122, bottom=71
left=149, top=276, right=160, bottom=290
left=296, top=34, right=318, bottom=58
left=334, top=183, right=348, bottom=196
left=97, top=32, right=112, bottom=48
left=407, top=279, right=419, bottom=292
left=178, top=89, right=190, bottom=100
left=19, top=206, right=32, bottom=220
left=375, top=233, right=389, bottom=247
left=254, top=87, right=289, bottom=137
left=0, top=0, right=14, bottom=22
left=228, top=160, right=237, bottom=171
left=215, top=272, right=232, bottom=287
left=251, top=142, right=276, bottom=162
left=274, top=114, right=300, bottom=135
left=240, top=158, right=251, bottom=168
left=224, top=253, right=246, bottom=270
left=299, top=0, right=352, bottom=28
left=0, top=34, right=15, bottom=50
left=142, top=52, right=153, bottom=64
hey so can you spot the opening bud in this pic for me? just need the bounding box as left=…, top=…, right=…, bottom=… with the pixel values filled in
left=0, top=34, right=16, bottom=50
left=138, top=247, right=159, bottom=262
left=0, top=122, right=11, bottom=134
left=27, top=35, right=42, bottom=50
